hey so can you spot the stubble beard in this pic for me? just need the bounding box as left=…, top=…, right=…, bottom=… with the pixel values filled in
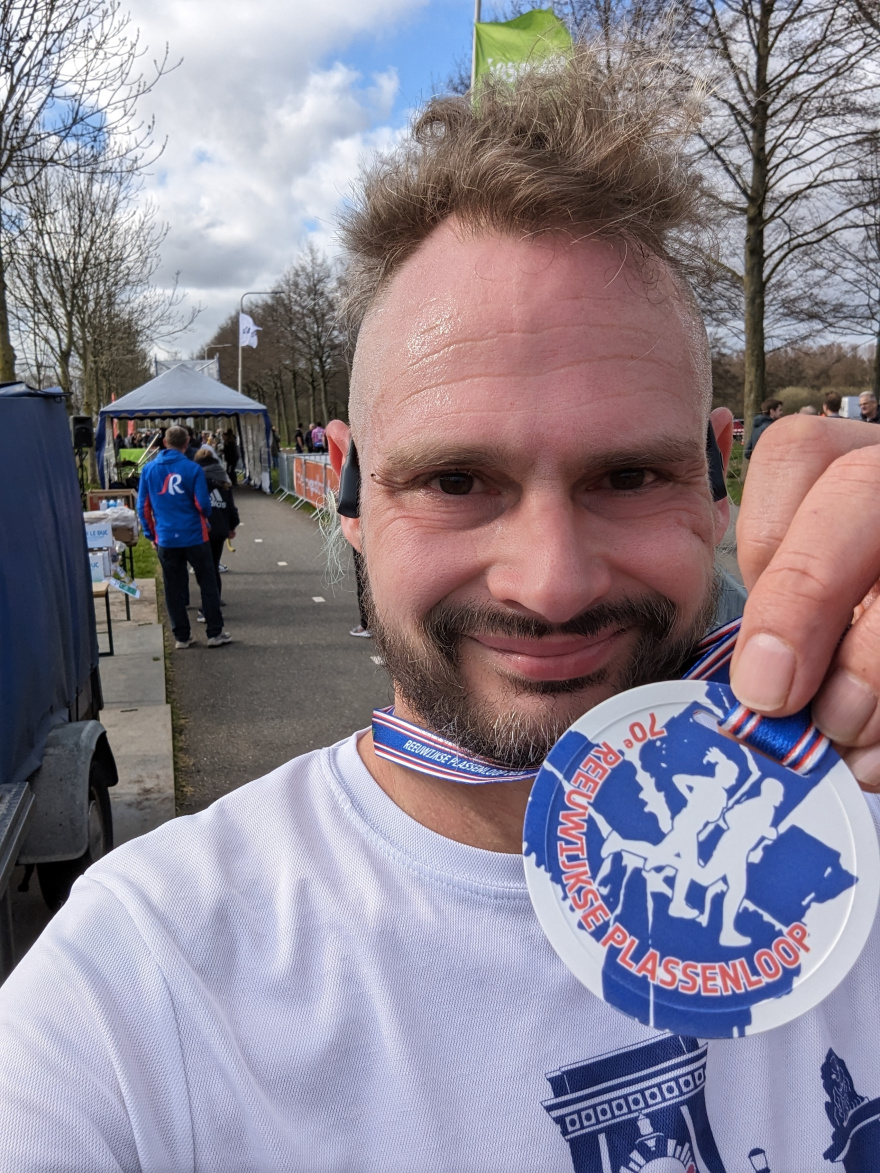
left=363, top=569, right=721, bottom=771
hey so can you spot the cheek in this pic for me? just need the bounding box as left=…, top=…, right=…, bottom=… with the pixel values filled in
left=363, top=510, right=487, bottom=619
left=613, top=505, right=717, bottom=604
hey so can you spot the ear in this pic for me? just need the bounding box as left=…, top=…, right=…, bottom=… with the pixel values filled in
left=325, top=419, right=361, bottom=550
left=710, top=407, right=734, bottom=471
left=709, top=406, right=733, bottom=545
left=325, top=420, right=350, bottom=477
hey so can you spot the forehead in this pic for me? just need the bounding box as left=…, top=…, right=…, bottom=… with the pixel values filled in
left=352, top=222, right=706, bottom=449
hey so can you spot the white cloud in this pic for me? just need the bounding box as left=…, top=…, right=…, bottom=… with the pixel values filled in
left=123, top=0, right=423, bottom=349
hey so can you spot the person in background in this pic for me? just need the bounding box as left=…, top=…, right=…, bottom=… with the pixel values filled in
left=821, top=391, right=842, bottom=418
left=860, top=391, right=880, bottom=422
left=294, top=428, right=305, bottom=453
left=799, top=405, right=819, bottom=415
left=184, top=427, right=201, bottom=461
left=305, top=423, right=316, bottom=452
left=270, top=427, right=281, bottom=469
left=194, top=447, right=239, bottom=621
left=311, top=422, right=326, bottom=453
left=744, top=397, right=783, bottom=459
left=349, top=550, right=372, bottom=638
left=135, top=426, right=231, bottom=649
left=222, top=429, right=239, bottom=482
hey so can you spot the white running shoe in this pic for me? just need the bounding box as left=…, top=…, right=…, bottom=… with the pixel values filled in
left=349, top=625, right=373, bottom=638
left=174, top=637, right=196, bottom=649
left=207, top=631, right=232, bottom=647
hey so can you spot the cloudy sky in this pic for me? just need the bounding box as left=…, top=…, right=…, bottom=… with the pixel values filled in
left=125, top=0, right=485, bottom=352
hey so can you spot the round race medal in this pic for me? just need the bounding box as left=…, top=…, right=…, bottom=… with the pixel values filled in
left=524, top=679, right=880, bottom=1038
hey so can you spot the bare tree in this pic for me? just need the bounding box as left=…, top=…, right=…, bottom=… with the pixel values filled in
left=202, top=245, right=350, bottom=439
left=8, top=149, right=196, bottom=414
left=680, top=0, right=880, bottom=438
left=0, top=0, right=171, bottom=380
left=819, top=134, right=880, bottom=396
left=270, top=245, right=347, bottom=424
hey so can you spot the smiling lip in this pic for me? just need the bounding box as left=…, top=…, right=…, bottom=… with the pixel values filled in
left=467, top=628, right=627, bottom=682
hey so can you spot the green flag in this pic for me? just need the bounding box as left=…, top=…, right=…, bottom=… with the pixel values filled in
left=473, top=9, right=572, bottom=85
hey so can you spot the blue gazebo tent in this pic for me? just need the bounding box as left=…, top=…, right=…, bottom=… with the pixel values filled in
left=96, top=364, right=271, bottom=491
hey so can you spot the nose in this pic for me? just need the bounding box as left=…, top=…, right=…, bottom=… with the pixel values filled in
left=483, top=490, right=614, bottom=625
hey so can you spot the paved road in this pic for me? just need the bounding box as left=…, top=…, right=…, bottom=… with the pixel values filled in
left=171, top=489, right=388, bottom=815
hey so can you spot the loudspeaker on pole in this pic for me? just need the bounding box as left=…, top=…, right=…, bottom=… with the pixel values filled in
left=72, top=416, right=94, bottom=449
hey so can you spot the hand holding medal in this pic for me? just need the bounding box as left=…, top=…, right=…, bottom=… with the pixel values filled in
left=524, top=619, right=880, bottom=1038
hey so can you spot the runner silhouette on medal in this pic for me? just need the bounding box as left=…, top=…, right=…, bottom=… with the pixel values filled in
left=596, top=746, right=785, bottom=947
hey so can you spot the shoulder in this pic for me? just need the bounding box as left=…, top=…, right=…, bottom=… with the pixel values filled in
left=79, top=740, right=362, bottom=954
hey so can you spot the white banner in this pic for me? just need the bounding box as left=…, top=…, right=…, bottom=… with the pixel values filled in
left=239, top=312, right=262, bottom=348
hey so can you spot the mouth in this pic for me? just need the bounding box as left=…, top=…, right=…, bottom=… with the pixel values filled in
left=466, top=627, right=628, bottom=682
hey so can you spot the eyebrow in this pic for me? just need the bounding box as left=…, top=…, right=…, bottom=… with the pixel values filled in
left=375, top=435, right=705, bottom=480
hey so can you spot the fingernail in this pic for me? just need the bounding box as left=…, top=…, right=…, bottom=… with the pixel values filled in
left=732, top=632, right=796, bottom=712
left=846, top=745, right=880, bottom=791
left=813, top=671, right=877, bottom=744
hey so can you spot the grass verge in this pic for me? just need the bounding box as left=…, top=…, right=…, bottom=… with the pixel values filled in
left=131, top=535, right=159, bottom=578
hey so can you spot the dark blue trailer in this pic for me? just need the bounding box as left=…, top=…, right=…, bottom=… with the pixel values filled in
left=0, top=383, right=117, bottom=975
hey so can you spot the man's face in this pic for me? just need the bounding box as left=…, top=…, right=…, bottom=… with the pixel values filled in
left=344, top=225, right=727, bottom=767
left=861, top=396, right=877, bottom=420
left=770, top=406, right=784, bottom=420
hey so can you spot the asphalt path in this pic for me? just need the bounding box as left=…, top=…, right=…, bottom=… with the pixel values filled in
left=171, top=488, right=390, bottom=815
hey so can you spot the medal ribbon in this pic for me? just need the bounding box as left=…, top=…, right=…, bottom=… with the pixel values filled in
left=371, top=707, right=539, bottom=785
left=372, top=617, right=831, bottom=783
left=683, top=618, right=830, bottom=775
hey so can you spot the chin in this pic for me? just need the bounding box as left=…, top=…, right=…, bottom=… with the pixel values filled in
left=472, top=667, right=618, bottom=724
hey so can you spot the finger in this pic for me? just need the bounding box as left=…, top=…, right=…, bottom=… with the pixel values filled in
left=811, top=594, right=880, bottom=749
left=730, top=443, right=880, bottom=716
left=840, top=743, right=880, bottom=794
left=737, top=416, right=880, bottom=590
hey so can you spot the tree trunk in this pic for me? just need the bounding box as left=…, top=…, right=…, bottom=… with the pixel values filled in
left=276, top=372, right=290, bottom=444
left=307, top=366, right=316, bottom=424
left=0, top=238, right=17, bottom=382
left=316, top=357, right=329, bottom=423
left=743, top=208, right=767, bottom=444
left=874, top=326, right=880, bottom=399
left=742, top=0, right=771, bottom=451
left=58, top=349, right=72, bottom=395
left=290, top=365, right=302, bottom=430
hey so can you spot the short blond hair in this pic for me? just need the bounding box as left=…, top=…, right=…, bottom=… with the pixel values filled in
left=340, top=42, right=707, bottom=337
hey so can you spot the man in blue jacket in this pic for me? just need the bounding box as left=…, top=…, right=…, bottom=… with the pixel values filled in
left=137, top=425, right=231, bottom=648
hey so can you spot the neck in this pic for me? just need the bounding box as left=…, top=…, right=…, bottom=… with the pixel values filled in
left=357, top=726, right=532, bottom=854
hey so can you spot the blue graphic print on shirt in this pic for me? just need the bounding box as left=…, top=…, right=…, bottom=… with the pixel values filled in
left=542, top=1035, right=725, bottom=1172
left=543, top=1040, right=880, bottom=1170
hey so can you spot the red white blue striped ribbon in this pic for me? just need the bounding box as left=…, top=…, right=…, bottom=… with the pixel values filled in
left=371, top=707, right=540, bottom=785
left=685, top=617, right=831, bottom=776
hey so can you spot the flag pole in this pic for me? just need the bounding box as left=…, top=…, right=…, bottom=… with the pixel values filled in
left=471, top=0, right=481, bottom=89
left=238, top=291, right=272, bottom=394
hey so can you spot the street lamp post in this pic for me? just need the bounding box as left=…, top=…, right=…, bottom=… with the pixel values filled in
left=471, top=0, right=482, bottom=90
left=238, top=291, right=273, bottom=395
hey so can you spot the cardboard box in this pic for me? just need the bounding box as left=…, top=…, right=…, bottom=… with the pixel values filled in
left=84, top=512, right=114, bottom=549
left=107, top=507, right=139, bottom=545
left=88, top=550, right=111, bottom=582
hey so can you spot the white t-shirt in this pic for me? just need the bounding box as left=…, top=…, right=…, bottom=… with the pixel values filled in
left=1, top=731, right=880, bottom=1172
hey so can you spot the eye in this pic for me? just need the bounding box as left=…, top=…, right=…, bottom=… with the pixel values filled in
left=436, top=473, right=475, bottom=495
left=606, top=468, right=652, bottom=491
